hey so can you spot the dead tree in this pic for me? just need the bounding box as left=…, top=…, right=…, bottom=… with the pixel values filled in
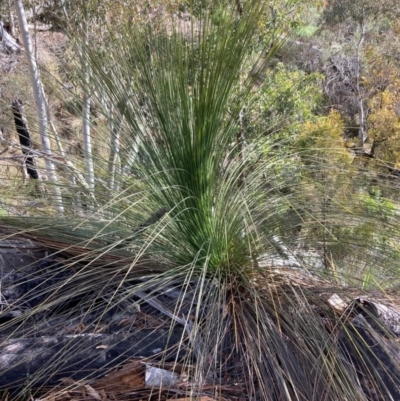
left=0, top=20, right=21, bottom=53
left=11, top=99, right=39, bottom=180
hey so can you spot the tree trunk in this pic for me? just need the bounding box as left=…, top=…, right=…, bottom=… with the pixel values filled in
left=11, top=99, right=39, bottom=180
left=107, top=104, right=122, bottom=192
left=355, top=19, right=367, bottom=147
left=13, top=0, right=64, bottom=213
left=81, top=23, right=95, bottom=194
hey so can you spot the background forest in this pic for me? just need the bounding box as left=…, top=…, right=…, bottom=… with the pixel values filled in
left=1, top=0, right=400, bottom=400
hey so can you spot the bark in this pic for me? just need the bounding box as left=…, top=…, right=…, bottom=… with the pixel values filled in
left=11, top=99, right=39, bottom=180
left=13, top=0, right=64, bottom=213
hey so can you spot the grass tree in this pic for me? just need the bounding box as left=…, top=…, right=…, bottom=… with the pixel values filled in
left=2, top=1, right=400, bottom=399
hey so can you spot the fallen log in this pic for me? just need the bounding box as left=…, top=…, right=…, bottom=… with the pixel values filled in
left=0, top=21, right=22, bottom=53
left=348, top=297, right=400, bottom=337
left=0, top=330, right=185, bottom=390
left=340, top=315, right=400, bottom=401
left=0, top=239, right=187, bottom=392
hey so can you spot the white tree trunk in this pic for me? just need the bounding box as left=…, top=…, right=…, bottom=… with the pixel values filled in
left=83, top=89, right=95, bottom=191
left=82, top=25, right=95, bottom=193
left=14, top=0, right=64, bottom=213
left=107, top=104, right=122, bottom=192
left=355, top=19, right=367, bottom=147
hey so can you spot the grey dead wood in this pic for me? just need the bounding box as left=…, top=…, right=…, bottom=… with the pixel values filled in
left=0, top=239, right=186, bottom=391
left=339, top=317, right=400, bottom=400
left=0, top=330, right=185, bottom=390
left=11, top=99, right=39, bottom=180
left=0, top=21, right=22, bottom=53
left=339, top=298, right=400, bottom=400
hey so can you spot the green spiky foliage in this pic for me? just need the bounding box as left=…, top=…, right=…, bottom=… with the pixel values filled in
left=2, top=1, right=400, bottom=400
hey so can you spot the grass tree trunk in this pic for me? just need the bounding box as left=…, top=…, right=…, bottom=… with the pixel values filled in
left=14, top=0, right=64, bottom=213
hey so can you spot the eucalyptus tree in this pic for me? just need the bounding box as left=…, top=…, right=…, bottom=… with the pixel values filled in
left=43, top=0, right=158, bottom=198
left=13, top=0, right=64, bottom=212
left=39, top=0, right=118, bottom=195
left=57, top=0, right=107, bottom=194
